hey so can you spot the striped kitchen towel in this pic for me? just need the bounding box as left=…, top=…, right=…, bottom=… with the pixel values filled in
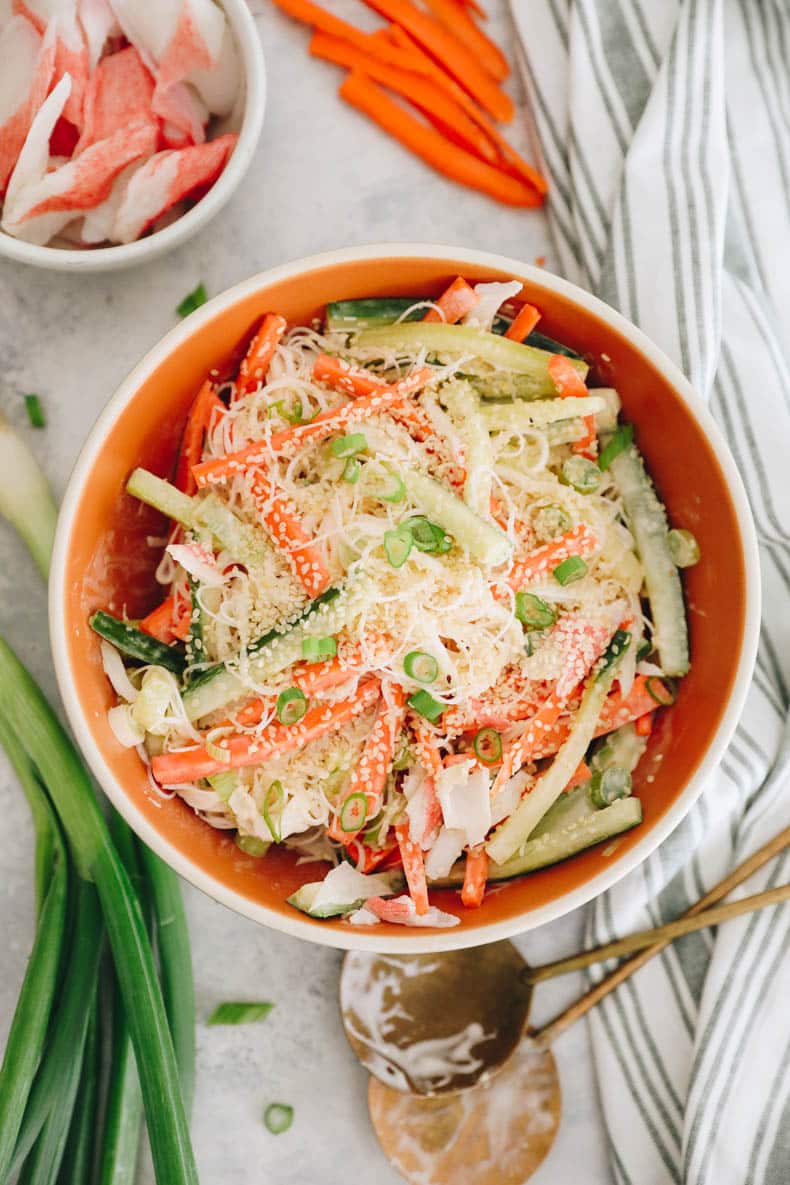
left=511, top=2, right=790, bottom=1183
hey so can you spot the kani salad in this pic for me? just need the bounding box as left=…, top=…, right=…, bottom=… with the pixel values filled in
left=91, top=275, right=699, bottom=929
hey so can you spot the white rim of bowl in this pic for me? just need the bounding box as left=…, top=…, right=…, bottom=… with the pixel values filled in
left=0, top=0, right=265, bottom=272
left=49, top=243, right=762, bottom=952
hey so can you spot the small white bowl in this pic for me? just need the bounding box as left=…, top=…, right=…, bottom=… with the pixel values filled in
left=0, top=0, right=265, bottom=273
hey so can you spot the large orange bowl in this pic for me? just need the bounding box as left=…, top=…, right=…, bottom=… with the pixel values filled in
left=49, top=245, right=760, bottom=952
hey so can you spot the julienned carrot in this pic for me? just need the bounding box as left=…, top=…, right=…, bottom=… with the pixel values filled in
left=216, top=654, right=366, bottom=730
left=329, top=683, right=407, bottom=842
left=395, top=818, right=429, bottom=914
left=271, top=0, right=432, bottom=74
left=235, top=314, right=287, bottom=401
left=423, top=0, right=508, bottom=82
left=505, top=302, right=541, bottom=341
left=548, top=353, right=596, bottom=458
left=423, top=275, right=479, bottom=323
left=140, top=596, right=178, bottom=643
left=461, top=846, right=488, bottom=907
left=152, top=678, right=380, bottom=785
left=387, top=25, right=546, bottom=195
left=309, top=33, right=497, bottom=165
left=525, top=676, right=667, bottom=764
left=192, top=366, right=433, bottom=485
left=505, top=523, right=600, bottom=591
left=174, top=381, right=224, bottom=494
left=340, top=74, right=541, bottom=208
left=454, top=0, right=487, bottom=20
left=360, top=0, right=513, bottom=123
left=312, top=354, right=384, bottom=397
left=250, top=471, right=331, bottom=598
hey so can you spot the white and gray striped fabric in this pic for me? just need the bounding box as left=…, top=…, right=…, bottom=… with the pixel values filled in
left=511, top=2, right=790, bottom=1182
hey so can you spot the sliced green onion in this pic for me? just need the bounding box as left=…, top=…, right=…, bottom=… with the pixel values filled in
left=339, top=792, right=369, bottom=833
left=262, top=780, right=284, bottom=843
left=598, top=423, right=634, bottom=471
left=533, top=504, right=572, bottom=541
left=407, top=689, right=445, bottom=723
left=367, top=465, right=406, bottom=503
left=342, top=457, right=361, bottom=484
left=392, top=740, right=412, bottom=771
left=276, top=687, right=307, bottom=725
left=208, top=1002, right=274, bottom=1026
left=473, top=728, right=502, bottom=765
left=331, top=432, right=367, bottom=458
left=636, top=639, right=652, bottom=662
left=589, top=767, right=632, bottom=808
left=301, top=635, right=337, bottom=663
left=270, top=398, right=306, bottom=425
left=515, top=592, right=556, bottom=630
left=403, top=651, right=439, bottom=684
left=646, top=677, right=676, bottom=706
left=264, top=1103, right=294, bottom=1135
left=24, top=394, right=46, bottom=429
left=207, top=771, right=238, bottom=802
left=553, top=555, right=588, bottom=585
left=205, top=732, right=232, bottom=765
left=409, top=516, right=453, bottom=554
left=561, top=455, right=601, bottom=493
left=667, top=528, right=701, bottom=568
left=384, top=525, right=413, bottom=568
left=235, top=834, right=269, bottom=858
left=177, top=283, right=208, bottom=318
left=524, top=629, right=549, bottom=658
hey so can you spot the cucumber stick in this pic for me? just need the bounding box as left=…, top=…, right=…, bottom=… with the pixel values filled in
left=127, top=468, right=194, bottom=526
left=326, top=298, right=424, bottom=331
left=481, top=395, right=605, bottom=432
left=406, top=469, right=511, bottom=567
left=439, top=794, right=642, bottom=884
left=352, top=322, right=588, bottom=396
left=440, top=380, right=492, bottom=517
left=609, top=445, right=689, bottom=676
left=487, top=630, right=631, bottom=866
left=89, top=612, right=186, bottom=675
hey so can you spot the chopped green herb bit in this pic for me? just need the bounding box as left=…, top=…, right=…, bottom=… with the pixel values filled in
left=409, top=516, right=452, bottom=554
left=276, top=687, right=307, bottom=725
left=404, top=650, right=439, bottom=684
left=598, top=423, right=634, bottom=471
left=23, top=393, right=45, bottom=429
left=646, top=677, right=676, bottom=706
left=515, top=592, right=556, bottom=630
left=177, top=283, right=208, bottom=318
left=208, top=1001, right=274, bottom=1026
left=384, top=525, right=413, bottom=568
left=342, top=457, right=361, bottom=484
left=331, top=432, right=367, bottom=458
left=553, top=555, right=588, bottom=585
left=339, top=791, right=368, bottom=832
left=270, top=399, right=305, bottom=425
left=533, top=504, right=572, bottom=541
left=264, top=1103, right=294, bottom=1135
left=407, top=689, right=445, bottom=723
left=636, top=639, right=652, bottom=661
left=561, top=455, right=601, bottom=493
left=367, top=465, right=405, bottom=503
left=301, top=636, right=337, bottom=663
left=262, top=780, right=284, bottom=842
left=473, top=727, right=502, bottom=765
left=589, top=767, right=632, bottom=809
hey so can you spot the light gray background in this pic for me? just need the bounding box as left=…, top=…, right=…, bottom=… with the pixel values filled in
left=0, top=3, right=611, bottom=1181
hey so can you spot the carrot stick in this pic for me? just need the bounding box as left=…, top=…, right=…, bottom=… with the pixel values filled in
left=312, top=354, right=386, bottom=397
left=192, top=366, right=433, bottom=485
left=505, top=302, right=541, bottom=341
left=340, top=73, right=541, bottom=207
left=139, top=596, right=178, bottom=643
left=271, top=0, right=431, bottom=73
left=395, top=818, right=430, bottom=914
left=423, top=0, right=508, bottom=81
left=174, top=380, right=224, bottom=494
left=387, top=25, right=546, bottom=194
left=548, top=353, right=596, bottom=458
left=359, top=0, right=513, bottom=123
left=250, top=471, right=331, bottom=597
left=309, top=32, right=498, bottom=164
left=454, top=0, right=487, bottom=20
left=235, top=313, right=288, bottom=401
left=423, top=275, right=478, bottom=323
left=329, top=683, right=407, bottom=841
left=216, top=654, right=366, bottom=730
left=461, top=846, right=488, bottom=907
left=505, top=523, right=600, bottom=592
left=151, top=678, right=380, bottom=784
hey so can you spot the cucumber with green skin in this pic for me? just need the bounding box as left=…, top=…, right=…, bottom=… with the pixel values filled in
left=325, top=298, right=425, bottom=332
left=89, top=611, right=186, bottom=675
left=437, top=793, right=642, bottom=885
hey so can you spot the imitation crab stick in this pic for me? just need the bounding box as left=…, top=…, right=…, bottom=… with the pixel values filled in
left=192, top=367, right=433, bottom=484
left=548, top=354, right=596, bottom=458
left=530, top=676, right=667, bottom=760
left=395, top=818, right=430, bottom=913
left=360, top=0, right=514, bottom=124
left=340, top=74, right=540, bottom=208
left=309, top=33, right=497, bottom=165
left=215, top=654, right=366, bottom=731
left=77, top=45, right=157, bottom=151
left=505, top=302, right=541, bottom=341
left=329, top=683, right=407, bottom=841
left=152, top=678, right=380, bottom=784
left=506, top=523, right=600, bottom=592
left=408, top=713, right=444, bottom=777
left=0, top=16, right=54, bottom=195
left=235, top=314, right=288, bottom=400
left=250, top=471, right=331, bottom=598
left=423, top=0, right=508, bottom=82
left=174, top=381, right=224, bottom=494
left=461, top=846, right=488, bottom=907
left=423, top=276, right=479, bottom=323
